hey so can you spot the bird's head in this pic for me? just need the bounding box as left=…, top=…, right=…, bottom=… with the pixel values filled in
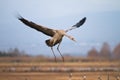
left=69, top=36, right=76, bottom=42
left=64, top=34, right=76, bottom=42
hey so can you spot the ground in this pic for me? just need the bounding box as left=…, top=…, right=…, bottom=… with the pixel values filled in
left=0, top=57, right=120, bottom=80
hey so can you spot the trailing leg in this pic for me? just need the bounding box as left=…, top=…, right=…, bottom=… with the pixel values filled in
left=51, top=47, right=57, bottom=62
left=57, top=43, right=64, bottom=62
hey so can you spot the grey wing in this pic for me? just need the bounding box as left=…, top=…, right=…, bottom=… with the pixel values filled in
left=65, top=17, right=86, bottom=32
left=17, top=16, right=56, bottom=37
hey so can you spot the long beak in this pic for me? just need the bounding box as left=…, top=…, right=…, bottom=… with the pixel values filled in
left=64, top=34, right=77, bottom=42
left=73, top=39, right=77, bottom=42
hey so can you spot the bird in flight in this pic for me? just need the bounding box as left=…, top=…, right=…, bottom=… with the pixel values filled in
left=17, top=15, right=86, bottom=62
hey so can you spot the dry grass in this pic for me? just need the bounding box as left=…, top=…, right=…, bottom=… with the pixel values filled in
left=0, top=57, right=120, bottom=80
left=0, top=72, right=119, bottom=80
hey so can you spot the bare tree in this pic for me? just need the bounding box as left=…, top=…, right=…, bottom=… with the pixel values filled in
left=87, top=47, right=98, bottom=58
left=100, top=42, right=111, bottom=59
left=113, top=43, right=120, bottom=59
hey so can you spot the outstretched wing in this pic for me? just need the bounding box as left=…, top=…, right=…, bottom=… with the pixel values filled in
left=65, top=17, right=86, bottom=32
left=17, top=16, right=56, bottom=37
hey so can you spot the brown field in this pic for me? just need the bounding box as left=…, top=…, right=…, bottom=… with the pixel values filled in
left=0, top=72, right=119, bottom=80
left=0, top=57, right=120, bottom=80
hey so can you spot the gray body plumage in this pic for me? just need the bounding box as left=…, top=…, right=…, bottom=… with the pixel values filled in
left=17, top=15, right=86, bottom=62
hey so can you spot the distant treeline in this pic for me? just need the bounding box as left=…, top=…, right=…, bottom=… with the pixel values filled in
left=0, top=48, right=28, bottom=57
left=87, top=42, right=120, bottom=59
left=0, top=42, right=120, bottom=59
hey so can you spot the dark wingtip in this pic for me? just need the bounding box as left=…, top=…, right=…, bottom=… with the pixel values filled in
left=15, top=13, right=23, bottom=20
left=73, top=17, right=87, bottom=27
left=83, top=17, right=86, bottom=21
left=80, top=17, right=86, bottom=25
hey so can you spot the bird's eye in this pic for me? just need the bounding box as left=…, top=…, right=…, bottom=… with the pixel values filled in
left=72, top=38, right=74, bottom=40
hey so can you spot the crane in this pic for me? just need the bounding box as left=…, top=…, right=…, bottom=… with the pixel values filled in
left=17, top=15, right=86, bottom=62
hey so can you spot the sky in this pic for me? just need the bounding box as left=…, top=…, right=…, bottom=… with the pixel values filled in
left=0, top=0, right=120, bottom=56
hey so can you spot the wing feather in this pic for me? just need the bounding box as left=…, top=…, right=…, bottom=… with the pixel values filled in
left=18, top=16, right=55, bottom=37
left=66, top=17, right=86, bottom=32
